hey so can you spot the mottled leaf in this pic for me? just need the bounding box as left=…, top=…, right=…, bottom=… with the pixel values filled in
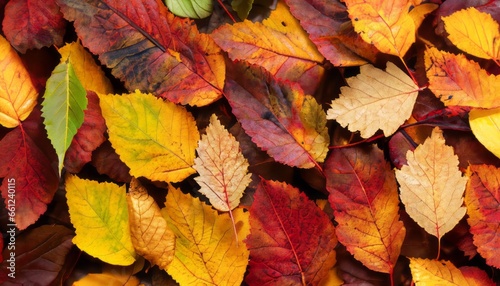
left=327, top=62, right=419, bottom=138
left=1, top=0, right=65, bottom=53
left=57, top=0, right=225, bottom=106
left=424, top=47, right=500, bottom=108
left=99, top=90, right=199, bottom=183
left=162, top=185, right=249, bottom=286
left=65, top=174, right=136, bottom=265
left=396, top=127, right=467, bottom=243
left=0, top=34, right=37, bottom=128
left=325, top=145, right=405, bottom=273
left=246, top=179, right=337, bottom=285
left=465, top=164, right=500, bottom=268
left=211, top=1, right=325, bottom=94
left=224, top=61, right=329, bottom=169
left=127, top=178, right=175, bottom=270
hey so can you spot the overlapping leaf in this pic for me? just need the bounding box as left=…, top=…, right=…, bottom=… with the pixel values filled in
left=65, top=174, right=136, bottom=265
left=469, top=108, right=500, bottom=159
left=211, top=1, right=325, bottom=94
left=246, top=179, right=337, bottom=285
left=344, top=0, right=417, bottom=57
left=325, top=145, right=405, bottom=273
left=443, top=7, right=500, bottom=63
left=127, top=178, right=175, bottom=270
left=223, top=61, right=329, bottom=169
left=74, top=273, right=140, bottom=286
left=396, top=127, right=467, bottom=242
left=165, top=0, right=212, bottom=19
left=56, top=0, right=225, bottom=106
left=42, top=60, right=87, bottom=174
left=0, top=34, right=37, bottom=128
left=284, top=0, right=379, bottom=66
left=162, top=185, right=249, bottom=286
left=2, top=0, right=65, bottom=53
left=409, top=258, right=494, bottom=285
left=99, top=90, right=199, bottom=183
left=193, top=114, right=251, bottom=211
left=465, top=165, right=500, bottom=268
left=326, top=62, right=419, bottom=138
left=424, top=47, right=500, bottom=108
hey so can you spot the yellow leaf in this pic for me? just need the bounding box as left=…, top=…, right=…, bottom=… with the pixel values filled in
left=469, top=107, right=500, bottom=159
left=162, top=185, right=250, bottom=286
left=409, top=258, right=469, bottom=285
left=396, top=127, right=467, bottom=242
left=99, top=90, right=199, bottom=182
left=73, top=273, right=140, bottom=286
left=127, top=178, right=176, bottom=270
left=409, top=3, right=439, bottom=28
left=59, top=41, right=113, bottom=95
left=65, top=174, right=136, bottom=265
left=424, top=47, right=500, bottom=108
left=344, top=0, right=415, bottom=56
left=0, top=34, right=37, bottom=128
left=443, top=8, right=500, bottom=62
left=326, top=62, right=418, bottom=138
left=194, top=114, right=251, bottom=211
left=318, top=267, right=343, bottom=286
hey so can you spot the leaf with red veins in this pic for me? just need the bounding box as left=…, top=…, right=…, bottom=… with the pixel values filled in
left=2, top=0, right=66, bottom=53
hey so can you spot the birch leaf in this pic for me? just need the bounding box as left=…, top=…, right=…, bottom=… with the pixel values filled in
left=396, top=127, right=467, bottom=242
left=327, top=62, right=418, bottom=138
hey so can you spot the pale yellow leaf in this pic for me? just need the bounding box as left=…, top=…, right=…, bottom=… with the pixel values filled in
left=0, top=34, right=37, bottom=128
left=162, top=185, right=250, bottom=286
left=194, top=114, right=251, bottom=212
left=469, top=107, right=500, bottom=159
left=396, top=127, right=467, bottom=241
left=443, top=8, right=500, bottom=61
left=326, top=62, right=418, bottom=138
left=127, top=178, right=175, bottom=270
left=409, top=258, right=469, bottom=286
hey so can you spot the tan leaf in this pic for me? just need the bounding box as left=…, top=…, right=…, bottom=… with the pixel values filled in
left=326, top=62, right=418, bottom=138
left=194, top=114, right=251, bottom=211
left=127, top=178, right=175, bottom=270
left=396, top=127, right=467, bottom=243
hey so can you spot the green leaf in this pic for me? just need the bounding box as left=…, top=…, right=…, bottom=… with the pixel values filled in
left=41, top=60, right=87, bottom=174
left=232, top=0, right=254, bottom=20
left=164, top=0, right=213, bottom=19
left=65, top=174, right=136, bottom=265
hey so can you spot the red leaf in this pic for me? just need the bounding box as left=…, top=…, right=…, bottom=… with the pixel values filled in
left=0, top=225, right=74, bottom=285
left=460, top=266, right=496, bottom=286
left=2, top=0, right=65, bottom=53
left=91, top=140, right=132, bottom=183
left=245, top=179, right=337, bottom=286
left=223, top=61, right=329, bottom=169
left=56, top=0, right=225, bottom=106
left=64, top=91, right=106, bottom=173
left=284, top=0, right=379, bottom=66
left=325, top=145, right=406, bottom=274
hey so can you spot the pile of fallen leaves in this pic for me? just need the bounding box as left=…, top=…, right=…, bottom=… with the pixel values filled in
left=0, top=0, right=499, bottom=285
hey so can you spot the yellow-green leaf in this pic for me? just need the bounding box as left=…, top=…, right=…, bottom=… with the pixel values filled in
left=326, top=62, right=418, bottom=138
left=193, top=114, right=251, bottom=211
left=0, top=34, right=37, bottom=128
left=127, top=178, right=175, bottom=270
left=469, top=107, right=500, bottom=159
left=162, top=185, right=250, bottom=286
left=99, top=90, right=199, bottom=182
left=443, top=8, right=500, bottom=62
left=65, top=174, right=136, bottom=265
left=59, top=41, right=113, bottom=95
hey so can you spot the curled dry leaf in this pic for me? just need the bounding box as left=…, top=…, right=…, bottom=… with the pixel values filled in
left=327, top=62, right=419, bottom=138
left=127, top=178, right=175, bottom=270
left=396, top=127, right=467, bottom=244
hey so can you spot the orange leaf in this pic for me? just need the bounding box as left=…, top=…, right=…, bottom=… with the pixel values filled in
left=465, top=164, right=500, bottom=268
left=409, top=258, right=469, bottom=285
left=211, top=1, right=325, bottom=94
left=0, top=35, right=37, bottom=128
left=396, top=127, right=467, bottom=244
left=344, top=0, right=415, bottom=57
left=127, top=178, right=175, bottom=270
left=424, top=47, right=500, bottom=108
left=325, top=145, right=405, bottom=273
